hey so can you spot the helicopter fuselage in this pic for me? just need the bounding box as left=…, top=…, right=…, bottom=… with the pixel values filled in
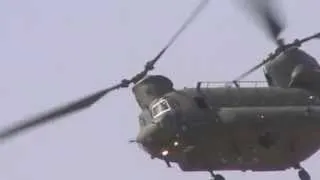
left=135, top=80, right=320, bottom=172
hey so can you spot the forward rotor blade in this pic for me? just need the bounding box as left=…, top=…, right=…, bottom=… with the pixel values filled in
left=145, top=0, right=210, bottom=67
left=0, top=85, right=121, bottom=140
left=299, top=32, right=320, bottom=44
left=0, top=0, right=212, bottom=141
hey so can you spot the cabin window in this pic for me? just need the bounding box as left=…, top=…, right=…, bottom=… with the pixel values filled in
left=151, top=99, right=172, bottom=118
left=193, top=96, right=208, bottom=109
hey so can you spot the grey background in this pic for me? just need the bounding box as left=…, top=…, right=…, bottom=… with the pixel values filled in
left=0, top=0, right=319, bottom=179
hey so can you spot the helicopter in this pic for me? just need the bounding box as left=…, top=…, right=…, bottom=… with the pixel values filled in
left=0, top=0, right=320, bottom=180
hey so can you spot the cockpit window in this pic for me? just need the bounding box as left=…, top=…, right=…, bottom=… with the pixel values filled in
left=151, top=99, right=171, bottom=118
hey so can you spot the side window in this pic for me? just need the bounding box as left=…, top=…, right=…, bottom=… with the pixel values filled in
left=193, top=96, right=208, bottom=109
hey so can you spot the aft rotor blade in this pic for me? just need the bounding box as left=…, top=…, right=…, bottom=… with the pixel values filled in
left=232, top=58, right=269, bottom=82
left=239, top=0, right=284, bottom=43
left=232, top=32, right=320, bottom=82
left=0, top=85, right=121, bottom=140
left=258, top=0, right=284, bottom=43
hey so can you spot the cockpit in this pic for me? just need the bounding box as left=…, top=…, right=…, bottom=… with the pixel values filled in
left=136, top=97, right=180, bottom=163
left=151, top=99, right=172, bottom=118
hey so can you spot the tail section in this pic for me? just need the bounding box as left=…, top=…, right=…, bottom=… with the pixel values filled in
left=289, top=65, right=320, bottom=95
left=264, top=46, right=320, bottom=91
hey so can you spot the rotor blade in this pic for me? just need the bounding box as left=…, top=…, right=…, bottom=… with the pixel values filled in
left=231, top=32, right=320, bottom=82
left=0, top=0, right=212, bottom=141
left=146, top=0, right=210, bottom=67
left=0, top=84, right=122, bottom=140
left=238, top=0, right=285, bottom=43
left=259, top=0, right=284, bottom=42
left=299, top=32, right=320, bottom=44
left=232, top=58, right=269, bottom=82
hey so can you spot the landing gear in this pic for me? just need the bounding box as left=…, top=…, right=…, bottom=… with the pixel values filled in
left=209, top=171, right=225, bottom=180
left=298, top=169, right=311, bottom=180
left=294, top=164, right=311, bottom=180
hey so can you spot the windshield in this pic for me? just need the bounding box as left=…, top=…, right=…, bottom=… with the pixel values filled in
left=151, top=99, right=171, bottom=118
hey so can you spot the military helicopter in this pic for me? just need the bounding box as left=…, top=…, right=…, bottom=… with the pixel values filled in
left=1, top=0, right=320, bottom=180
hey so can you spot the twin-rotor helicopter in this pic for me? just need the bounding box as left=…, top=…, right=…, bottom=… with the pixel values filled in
left=0, top=0, right=320, bottom=180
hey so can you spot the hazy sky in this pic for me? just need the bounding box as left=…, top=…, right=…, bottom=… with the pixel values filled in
left=0, top=0, right=320, bottom=180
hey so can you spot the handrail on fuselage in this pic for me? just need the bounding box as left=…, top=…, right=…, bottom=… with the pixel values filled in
left=196, top=80, right=269, bottom=89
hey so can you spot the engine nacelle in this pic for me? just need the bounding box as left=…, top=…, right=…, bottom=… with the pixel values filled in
left=264, top=46, right=320, bottom=88
left=132, top=75, right=174, bottom=109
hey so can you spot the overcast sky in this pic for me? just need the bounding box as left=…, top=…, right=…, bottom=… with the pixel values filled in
left=0, top=0, right=320, bottom=180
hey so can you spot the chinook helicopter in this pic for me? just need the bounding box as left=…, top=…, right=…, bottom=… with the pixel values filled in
left=1, top=0, right=320, bottom=180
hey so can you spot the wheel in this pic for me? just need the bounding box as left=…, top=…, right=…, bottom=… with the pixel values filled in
left=214, top=174, right=225, bottom=180
left=298, top=169, right=311, bottom=180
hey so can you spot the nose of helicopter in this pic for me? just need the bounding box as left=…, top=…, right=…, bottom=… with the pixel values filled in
left=136, top=123, right=159, bottom=144
left=136, top=117, right=175, bottom=143
left=135, top=115, right=178, bottom=154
